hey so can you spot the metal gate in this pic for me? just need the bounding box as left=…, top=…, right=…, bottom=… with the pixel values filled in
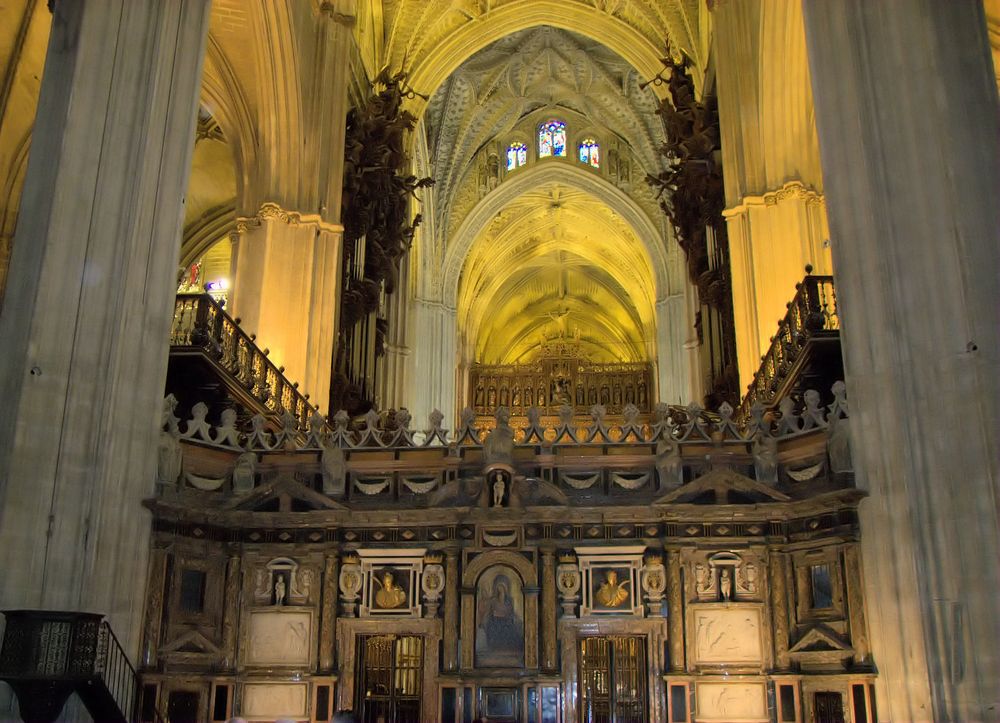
left=355, top=634, right=423, bottom=723
left=578, top=636, right=647, bottom=723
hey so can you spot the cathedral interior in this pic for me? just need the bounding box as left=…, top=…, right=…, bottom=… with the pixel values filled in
left=0, top=1, right=998, bottom=722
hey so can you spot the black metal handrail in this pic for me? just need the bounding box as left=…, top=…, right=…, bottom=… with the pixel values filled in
left=170, top=293, right=323, bottom=429
left=0, top=610, right=138, bottom=722
left=96, top=621, right=138, bottom=721
left=737, top=273, right=839, bottom=423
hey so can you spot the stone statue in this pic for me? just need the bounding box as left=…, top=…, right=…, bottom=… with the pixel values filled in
left=483, top=407, right=514, bottom=466
left=374, top=571, right=407, bottom=609
left=492, top=471, right=506, bottom=507
left=232, top=451, right=256, bottom=493
left=183, top=401, right=213, bottom=441
left=157, top=396, right=183, bottom=486
left=656, top=428, right=683, bottom=490
left=720, top=568, right=732, bottom=601
left=596, top=570, right=629, bottom=608
left=274, top=576, right=286, bottom=605
left=753, top=432, right=779, bottom=485
left=828, top=412, right=853, bottom=473
left=321, top=440, right=347, bottom=496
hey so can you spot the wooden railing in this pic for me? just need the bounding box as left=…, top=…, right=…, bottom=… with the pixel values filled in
left=170, top=293, right=321, bottom=429
left=737, top=274, right=839, bottom=423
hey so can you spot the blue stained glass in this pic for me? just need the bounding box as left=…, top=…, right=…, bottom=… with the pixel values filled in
left=517, top=145, right=527, bottom=166
left=539, top=121, right=566, bottom=158
left=579, top=138, right=599, bottom=168
left=507, top=142, right=528, bottom=170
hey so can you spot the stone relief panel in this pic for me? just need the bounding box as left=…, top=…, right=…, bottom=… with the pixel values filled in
left=241, top=682, right=308, bottom=720
left=245, top=609, right=313, bottom=667
left=695, top=681, right=768, bottom=722
left=691, top=606, right=764, bottom=667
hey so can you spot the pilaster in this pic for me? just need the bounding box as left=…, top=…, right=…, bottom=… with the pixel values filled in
left=665, top=548, right=685, bottom=672
left=443, top=548, right=460, bottom=671
left=319, top=551, right=339, bottom=672
left=540, top=546, right=558, bottom=671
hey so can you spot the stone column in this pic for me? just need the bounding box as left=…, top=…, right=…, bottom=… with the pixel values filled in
left=540, top=547, right=558, bottom=671
left=141, top=548, right=169, bottom=669
left=319, top=552, right=339, bottom=672
left=842, top=544, right=870, bottom=667
left=768, top=551, right=791, bottom=671
left=442, top=548, right=460, bottom=671
left=230, top=211, right=342, bottom=412
left=221, top=555, right=242, bottom=670
left=712, top=0, right=833, bottom=389
left=0, top=0, right=210, bottom=655
left=406, top=298, right=457, bottom=428
left=665, top=549, right=685, bottom=672
left=802, top=2, right=1000, bottom=719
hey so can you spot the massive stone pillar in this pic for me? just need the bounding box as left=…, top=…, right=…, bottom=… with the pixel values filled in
left=712, top=0, right=833, bottom=390
left=228, top=1, right=353, bottom=413
left=803, top=2, right=1000, bottom=719
left=407, top=298, right=457, bottom=427
left=230, top=210, right=341, bottom=411
left=0, top=0, right=209, bottom=657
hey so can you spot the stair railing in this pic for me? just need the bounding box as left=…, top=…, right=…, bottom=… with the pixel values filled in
left=736, top=272, right=839, bottom=423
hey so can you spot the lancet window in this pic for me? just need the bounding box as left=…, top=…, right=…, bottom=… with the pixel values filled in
left=579, top=138, right=600, bottom=167
left=506, top=142, right=528, bottom=170
left=538, top=120, right=567, bottom=158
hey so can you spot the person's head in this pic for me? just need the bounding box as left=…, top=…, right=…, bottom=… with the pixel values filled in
left=606, top=570, right=618, bottom=584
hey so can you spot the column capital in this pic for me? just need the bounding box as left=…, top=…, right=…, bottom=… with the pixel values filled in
left=235, top=201, right=344, bottom=236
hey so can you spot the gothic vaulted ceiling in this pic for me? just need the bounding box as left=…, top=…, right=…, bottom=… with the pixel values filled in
left=415, top=25, right=670, bottom=366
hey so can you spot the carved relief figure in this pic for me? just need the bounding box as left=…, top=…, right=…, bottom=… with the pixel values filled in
left=373, top=571, right=407, bottom=609
left=695, top=563, right=710, bottom=594
left=475, top=566, right=524, bottom=667
left=753, top=433, right=779, bottom=485
left=595, top=570, right=630, bottom=608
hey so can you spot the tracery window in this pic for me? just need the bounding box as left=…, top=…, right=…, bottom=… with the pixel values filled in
left=538, top=120, right=567, bottom=158
left=579, top=138, right=600, bottom=168
left=506, top=142, right=528, bottom=170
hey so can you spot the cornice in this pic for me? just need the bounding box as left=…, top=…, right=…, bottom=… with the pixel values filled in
left=722, top=181, right=826, bottom=217
left=235, top=201, right=344, bottom=235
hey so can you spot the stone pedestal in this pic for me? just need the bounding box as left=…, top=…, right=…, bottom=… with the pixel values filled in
left=0, top=0, right=210, bottom=655
left=803, top=1, right=1000, bottom=718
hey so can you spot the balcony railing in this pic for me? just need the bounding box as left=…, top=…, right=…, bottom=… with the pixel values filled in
left=0, top=611, right=137, bottom=722
left=170, top=293, right=321, bottom=430
left=737, top=273, right=839, bottom=423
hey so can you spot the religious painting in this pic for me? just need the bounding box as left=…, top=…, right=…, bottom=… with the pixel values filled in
left=475, top=565, right=525, bottom=667
left=369, top=565, right=411, bottom=612
left=590, top=566, right=632, bottom=612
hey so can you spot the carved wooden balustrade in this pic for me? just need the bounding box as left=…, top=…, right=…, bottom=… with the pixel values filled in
left=470, top=346, right=653, bottom=422
left=170, top=293, right=322, bottom=431
left=737, top=274, right=840, bottom=424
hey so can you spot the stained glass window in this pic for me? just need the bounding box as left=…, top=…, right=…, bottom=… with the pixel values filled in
left=507, top=142, right=528, bottom=170
left=579, top=138, right=600, bottom=168
left=538, top=121, right=567, bottom=158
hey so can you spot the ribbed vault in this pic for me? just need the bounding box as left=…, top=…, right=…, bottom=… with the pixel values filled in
left=457, top=182, right=656, bottom=365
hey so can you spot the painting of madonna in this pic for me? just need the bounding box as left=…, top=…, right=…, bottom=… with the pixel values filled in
left=475, top=565, right=525, bottom=667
